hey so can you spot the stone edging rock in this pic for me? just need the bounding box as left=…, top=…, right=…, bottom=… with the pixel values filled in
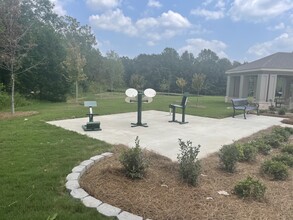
left=65, top=152, right=145, bottom=220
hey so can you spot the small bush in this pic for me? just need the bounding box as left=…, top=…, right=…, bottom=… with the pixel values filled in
left=278, top=108, right=286, bottom=115
left=284, top=127, right=293, bottom=134
left=282, top=144, right=293, bottom=155
left=251, top=139, right=271, bottom=155
left=272, top=154, right=293, bottom=167
left=0, top=92, right=10, bottom=110
left=272, top=127, right=291, bottom=142
left=119, top=136, right=149, bottom=179
left=0, top=92, right=31, bottom=110
left=264, top=134, right=283, bottom=148
left=261, top=160, right=289, bottom=180
left=268, top=105, right=276, bottom=112
left=219, top=144, right=239, bottom=173
left=237, top=143, right=257, bottom=162
left=177, top=139, right=201, bottom=186
left=234, top=176, right=266, bottom=201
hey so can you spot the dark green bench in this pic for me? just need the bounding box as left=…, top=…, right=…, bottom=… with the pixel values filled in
left=231, top=98, right=259, bottom=119
left=169, top=94, right=188, bottom=124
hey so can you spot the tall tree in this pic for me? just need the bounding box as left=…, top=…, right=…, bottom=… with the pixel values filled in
left=104, top=51, right=124, bottom=91
left=0, top=0, right=36, bottom=114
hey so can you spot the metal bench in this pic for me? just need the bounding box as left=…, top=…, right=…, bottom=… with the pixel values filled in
left=82, top=101, right=101, bottom=131
left=274, top=97, right=285, bottom=108
left=231, top=98, right=259, bottom=119
left=169, top=94, right=188, bottom=124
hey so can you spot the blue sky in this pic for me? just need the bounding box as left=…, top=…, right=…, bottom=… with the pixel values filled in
left=50, top=0, right=293, bottom=62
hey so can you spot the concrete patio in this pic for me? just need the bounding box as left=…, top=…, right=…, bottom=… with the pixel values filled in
left=48, top=110, right=284, bottom=160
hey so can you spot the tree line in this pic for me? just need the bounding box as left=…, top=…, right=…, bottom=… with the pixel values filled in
left=0, top=0, right=242, bottom=113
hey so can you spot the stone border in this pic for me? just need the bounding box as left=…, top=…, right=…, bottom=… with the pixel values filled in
left=65, top=152, right=144, bottom=220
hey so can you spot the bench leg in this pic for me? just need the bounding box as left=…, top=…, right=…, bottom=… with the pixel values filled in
left=232, top=109, right=235, bottom=118
left=243, top=110, right=246, bottom=119
left=182, top=108, right=185, bottom=122
left=169, top=106, right=176, bottom=122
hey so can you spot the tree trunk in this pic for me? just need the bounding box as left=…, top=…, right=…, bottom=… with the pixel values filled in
left=11, top=68, right=15, bottom=114
left=75, top=80, right=78, bottom=103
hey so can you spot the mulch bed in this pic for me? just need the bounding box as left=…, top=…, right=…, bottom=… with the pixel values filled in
left=80, top=128, right=293, bottom=220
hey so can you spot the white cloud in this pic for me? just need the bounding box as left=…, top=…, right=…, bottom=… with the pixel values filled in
left=191, top=8, right=224, bottom=20
left=137, top=11, right=191, bottom=44
left=215, top=0, right=225, bottom=9
left=202, top=0, right=225, bottom=9
left=159, top=10, right=191, bottom=28
left=90, top=10, right=191, bottom=45
left=178, top=38, right=228, bottom=58
left=86, top=0, right=121, bottom=11
left=267, top=23, right=285, bottom=31
left=147, top=0, right=162, bottom=8
left=248, top=33, right=293, bottom=57
left=89, top=9, right=137, bottom=36
left=191, top=0, right=225, bottom=20
left=229, top=0, right=293, bottom=22
left=49, top=0, right=67, bottom=16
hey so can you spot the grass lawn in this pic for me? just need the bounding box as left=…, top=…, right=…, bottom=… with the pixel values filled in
left=0, top=93, right=231, bottom=219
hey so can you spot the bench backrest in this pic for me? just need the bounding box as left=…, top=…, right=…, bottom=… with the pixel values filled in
left=181, top=95, right=188, bottom=107
left=231, top=98, right=249, bottom=107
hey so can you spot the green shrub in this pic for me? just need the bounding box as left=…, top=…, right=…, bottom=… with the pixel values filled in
left=0, top=91, right=10, bottom=110
left=272, top=154, right=293, bottom=167
left=278, top=108, right=286, bottom=115
left=219, top=144, right=239, bottom=173
left=237, top=143, right=257, bottom=162
left=234, top=176, right=266, bottom=201
left=264, top=134, right=283, bottom=148
left=261, top=160, right=289, bottom=180
left=0, top=92, right=31, bottom=110
left=282, top=144, right=293, bottom=155
left=177, top=139, right=201, bottom=186
left=272, top=127, right=291, bottom=142
left=284, top=127, right=293, bottom=134
left=119, top=136, right=149, bottom=179
left=251, top=139, right=271, bottom=155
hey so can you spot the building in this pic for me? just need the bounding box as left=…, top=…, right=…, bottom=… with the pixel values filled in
left=225, top=52, right=293, bottom=109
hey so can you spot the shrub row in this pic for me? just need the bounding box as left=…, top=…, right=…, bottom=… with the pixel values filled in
left=219, top=127, right=293, bottom=180
left=120, top=137, right=202, bottom=186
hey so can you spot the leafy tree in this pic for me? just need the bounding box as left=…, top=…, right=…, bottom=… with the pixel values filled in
left=192, top=73, right=206, bottom=105
left=83, top=48, right=104, bottom=93
left=192, top=73, right=206, bottom=96
left=104, top=51, right=124, bottom=91
left=130, top=74, right=145, bottom=90
left=176, top=77, right=187, bottom=94
left=160, top=78, right=170, bottom=93
left=63, top=42, right=86, bottom=103
left=0, top=0, right=37, bottom=113
left=19, top=24, right=69, bottom=101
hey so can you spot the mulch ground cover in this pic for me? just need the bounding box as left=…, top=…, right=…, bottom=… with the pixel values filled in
left=80, top=127, right=293, bottom=220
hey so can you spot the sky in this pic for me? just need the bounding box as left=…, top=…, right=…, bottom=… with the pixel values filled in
left=49, top=0, right=293, bottom=62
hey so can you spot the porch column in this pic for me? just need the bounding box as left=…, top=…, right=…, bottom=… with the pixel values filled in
left=267, top=74, right=277, bottom=101
left=255, top=74, right=269, bottom=102
left=239, top=75, right=249, bottom=98
left=225, top=75, right=232, bottom=102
